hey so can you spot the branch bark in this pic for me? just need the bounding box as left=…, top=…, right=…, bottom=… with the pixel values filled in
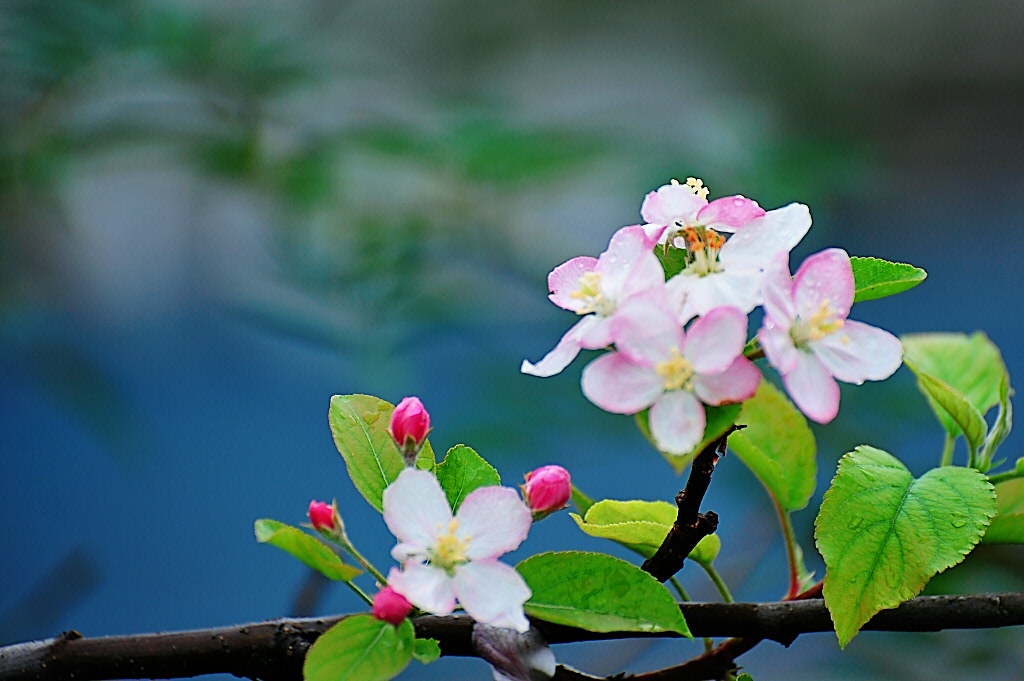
left=3, top=593, right=1024, bottom=681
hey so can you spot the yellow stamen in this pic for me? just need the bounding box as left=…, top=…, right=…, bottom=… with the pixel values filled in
left=655, top=348, right=695, bottom=392
left=568, top=271, right=614, bottom=316
left=686, top=177, right=710, bottom=199
left=431, top=519, right=469, bottom=570
left=792, top=299, right=845, bottom=345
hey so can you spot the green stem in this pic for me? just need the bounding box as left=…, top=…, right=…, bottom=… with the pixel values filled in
left=771, top=497, right=802, bottom=599
left=940, top=433, right=956, bottom=467
left=701, top=563, right=734, bottom=604
left=987, top=467, right=1024, bottom=485
left=345, top=580, right=375, bottom=607
left=339, top=539, right=389, bottom=586
left=670, top=577, right=714, bottom=652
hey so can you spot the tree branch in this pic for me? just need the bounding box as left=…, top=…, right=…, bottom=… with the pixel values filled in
left=3, top=593, right=1024, bottom=681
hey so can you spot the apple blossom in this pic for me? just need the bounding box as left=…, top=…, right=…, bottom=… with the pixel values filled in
left=383, top=469, right=533, bottom=632
left=522, top=465, right=572, bottom=517
left=759, top=249, right=903, bottom=424
left=521, top=225, right=670, bottom=377
left=581, top=292, right=761, bottom=455
left=371, top=585, right=413, bottom=626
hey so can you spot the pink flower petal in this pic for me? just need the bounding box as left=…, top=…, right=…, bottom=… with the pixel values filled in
left=782, top=352, right=841, bottom=424
left=759, top=321, right=799, bottom=374
left=581, top=352, right=663, bottom=414
left=577, top=314, right=615, bottom=350
left=547, top=256, right=598, bottom=311
left=719, top=203, right=811, bottom=269
left=813, top=320, right=903, bottom=384
left=453, top=561, right=532, bottom=632
left=388, top=563, right=457, bottom=616
left=457, top=486, right=533, bottom=561
left=697, top=195, right=765, bottom=233
left=640, top=183, right=706, bottom=226
left=609, top=289, right=682, bottom=365
left=682, top=306, right=749, bottom=375
left=640, top=223, right=667, bottom=248
left=693, top=357, right=761, bottom=405
left=676, top=267, right=763, bottom=321
left=384, top=469, right=452, bottom=557
left=649, top=390, right=706, bottom=455
left=597, top=226, right=663, bottom=299
left=761, top=252, right=796, bottom=324
left=793, top=248, right=854, bottom=320
left=520, top=316, right=597, bottom=377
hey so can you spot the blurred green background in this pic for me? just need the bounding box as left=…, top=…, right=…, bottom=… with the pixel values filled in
left=2, top=1, right=1023, bottom=679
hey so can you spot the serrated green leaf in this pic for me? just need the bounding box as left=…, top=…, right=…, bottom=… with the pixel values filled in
left=434, top=444, right=500, bottom=512
left=983, top=478, right=1024, bottom=544
left=254, top=519, right=361, bottom=581
left=728, top=382, right=816, bottom=511
left=328, top=395, right=435, bottom=513
left=980, top=373, right=1014, bottom=469
left=412, top=637, right=441, bottom=665
left=636, top=403, right=741, bottom=473
left=571, top=484, right=595, bottom=516
left=904, top=359, right=988, bottom=459
left=655, top=245, right=689, bottom=279
left=850, top=256, right=927, bottom=303
left=815, top=446, right=995, bottom=647
left=304, top=615, right=414, bottom=681
left=517, top=551, right=691, bottom=637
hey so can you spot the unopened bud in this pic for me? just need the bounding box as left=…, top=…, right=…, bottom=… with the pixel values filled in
left=372, top=586, right=413, bottom=626
left=522, top=465, right=571, bottom=519
left=308, top=499, right=344, bottom=539
left=389, top=396, right=431, bottom=466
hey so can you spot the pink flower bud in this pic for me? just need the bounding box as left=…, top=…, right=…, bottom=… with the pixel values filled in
left=372, top=586, right=413, bottom=626
left=308, top=500, right=336, bottom=532
left=389, top=397, right=431, bottom=464
left=522, top=465, right=571, bottom=515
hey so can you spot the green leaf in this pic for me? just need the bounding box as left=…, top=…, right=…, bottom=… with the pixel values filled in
left=517, top=551, right=690, bottom=637
left=728, top=382, right=817, bottom=511
left=688, top=534, right=722, bottom=568
left=902, top=333, right=1007, bottom=436
left=328, top=394, right=436, bottom=513
left=983, top=478, right=1024, bottom=544
left=571, top=484, right=595, bottom=516
left=655, top=245, right=689, bottom=279
left=435, top=444, right=500, bottom=512
left=636, top=403, right=741, bottom=473
left=304, top=615, right=414, bottom=681
left=815, top=446, right=995, bottom=647
left=904, top=359, right=988, bottom=459
left=254, top=519, right=361, bottom=582
left=980, top=373, right=1014, bottom=469
left=412, top=638, right=441, bottom=665
left=850, top=256, right=927, bottom=303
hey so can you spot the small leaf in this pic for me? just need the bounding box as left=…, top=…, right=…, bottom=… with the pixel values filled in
left=904, top=359, right=988, bottom=458
left=980, top=373, right=1014, bottom=470
left=304, top=615, right=414, bottom=681
left=850, top=256, right=926, bottom=303
left=983, top=478, right=1024, bottom=544
left=517, top=551, right=690, bottom=637
left=412, top=637, right=441, bottom=665
left=328, top=395, right=436, bottom=513
left=728, top=382, right=817, bottom=511
left=570, top=499, right=676, bottom=558
left=254, top=519, right=361, bottom=581
left=815, top=446, right=995, bottom=647
left=636, top=403, right=741, bottom=473
left=688, top=534, right=722, bottom=568
left=571, top=484, right=595, bottom=516
left=435, top=444, right=501, bottom=511
left=655, top=244, right=689, bottom=279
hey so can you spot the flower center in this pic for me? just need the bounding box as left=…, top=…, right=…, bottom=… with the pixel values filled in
left=569, top=271, right=616, bottom=316
left=791, top=300, right=845, bottom=346
left=430, top=519, right=470, bottom=572
left=655, top=347, right=695, bottom=392
left=677, top=225, right=725, bottom=277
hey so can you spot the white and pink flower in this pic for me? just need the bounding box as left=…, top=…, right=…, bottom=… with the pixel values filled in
left=759, top=249, right=903, bottom=424
left=383, top=469, right=533, bottom=632
left=521, top=225, right=670, bottom=378
left=581, top=292, right=761, bottom=455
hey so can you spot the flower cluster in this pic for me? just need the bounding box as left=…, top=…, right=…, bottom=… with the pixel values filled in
left=523, top=178, right=903, bottom=451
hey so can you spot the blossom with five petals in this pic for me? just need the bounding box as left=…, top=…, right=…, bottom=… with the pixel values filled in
left=758, top=249, right=903, bottom=424
left=521, top=225, right=669, bottom=377
left=581, top=292, right=761, bottom=455
left=383, top=469, right=533, bottom=632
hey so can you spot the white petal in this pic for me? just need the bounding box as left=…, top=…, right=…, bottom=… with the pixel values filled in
left=597, top=226, right=661, bottom=299
left=793, top=248, right=854, bottom=319
left=458, top=487, right=533, bottom=561
left=581, top=352, right=663, bottom=414
left=693, top=357, right=761, bottom=405
left=383, top=469, right=452, bottom=553
left=782, top=351, right=840, bottom=424
left=454, top=561, right=532, bottom=632
left=814, top=320, right=903, bottom=384
left=696, top=195, right=765, bottom=233
left=759, top=321, right=799, bottom=374
left=719, top=203, right=811, bottom=269
left=649, top=391, right=706, bottom=455
left=520, top=316, right=597, bottom=377
left=677, top=268, right=763, bottom=321
left=389, top=563, right=457, bottom=616
left=761, top=252, right=796, bottom=324
left=547, top=256, right=598, bottom=311
left=609, top=289, right=683, bottom=365
left=682, top=306, right=748, bottom=375
left=640, top=184, right=706, bottom=226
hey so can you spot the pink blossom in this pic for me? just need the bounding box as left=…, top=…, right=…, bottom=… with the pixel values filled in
left=521, top=225, right=671, bottom=378
left=372, top=585, right=413, bottom=626
left=308, top=500, right=336, bottom=532
left=389, top=397, right=431, bottom=463
left=383, top=469, right=533, bottom=632
left=640, top=177, right=767, bottom=244
left=759, top=249, right=903, bottom=424
left=581, top=293, right=761, bottom=455
left=522, top=465, right=572, bottom=515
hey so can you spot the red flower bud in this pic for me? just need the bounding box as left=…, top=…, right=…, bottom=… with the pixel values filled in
left=372, top=586, right=413, bottom=626
left=389, top=397, right=431, bottom=464
left=308, top=500, right=336, bottom=532
left=522, top=465, right=572, bottom=515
